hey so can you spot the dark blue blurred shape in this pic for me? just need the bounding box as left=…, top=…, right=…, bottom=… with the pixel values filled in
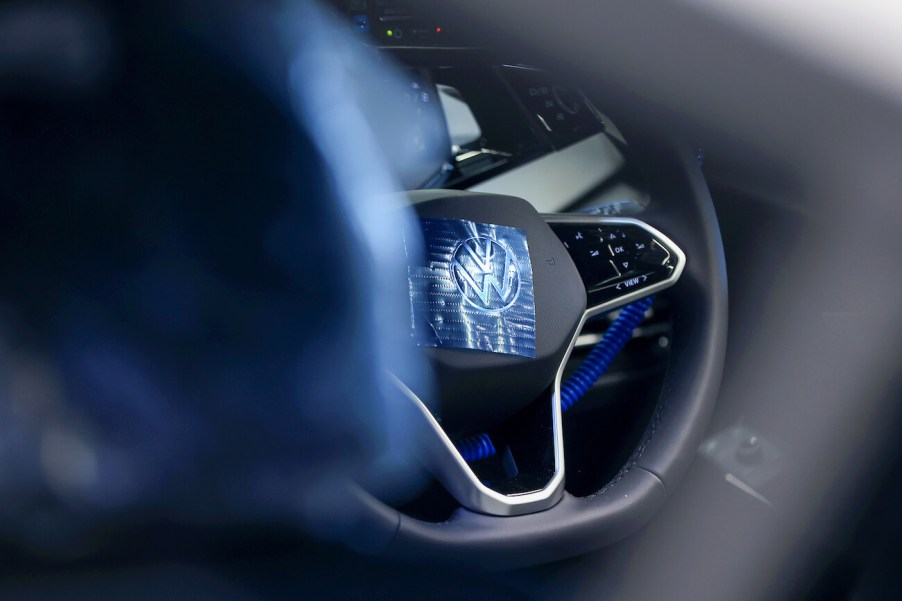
left=0, top=0, right=433, bottom=561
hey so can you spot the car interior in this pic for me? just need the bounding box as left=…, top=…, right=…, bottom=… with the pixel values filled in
left=1, top=0, right=901, bottom=599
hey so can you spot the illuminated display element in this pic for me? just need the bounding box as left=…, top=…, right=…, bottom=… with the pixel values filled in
left=451, top=236, right=521, bottom=313
left=549, top=221, right=681, bottom=308
left=407, top=218, right=536, bottom=358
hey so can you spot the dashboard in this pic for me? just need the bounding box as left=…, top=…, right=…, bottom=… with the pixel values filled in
left=328, top=0, right=646, bottom=213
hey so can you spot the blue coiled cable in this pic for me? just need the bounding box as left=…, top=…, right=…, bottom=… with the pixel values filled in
left=456, top=295, right=655, bottom=463
left=455, top=433, right=496, bottom=462
left=560, top=295, right=655, bottom=411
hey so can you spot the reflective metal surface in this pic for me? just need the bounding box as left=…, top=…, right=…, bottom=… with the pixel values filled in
left=407, top=218, right=536, bottom=358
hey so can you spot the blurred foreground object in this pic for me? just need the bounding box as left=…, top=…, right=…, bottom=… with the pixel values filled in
left=0, top=0, right=432, bottom=562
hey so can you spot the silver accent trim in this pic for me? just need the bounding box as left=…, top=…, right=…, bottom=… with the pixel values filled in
left=391, top=374, right=565, bottom=516
left=535, top=113, right=552, bottom=132
left=392, top=216, right=685, bottom=516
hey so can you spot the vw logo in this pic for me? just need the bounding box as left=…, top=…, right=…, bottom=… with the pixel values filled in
left=451, top=236, right=521, bottom=313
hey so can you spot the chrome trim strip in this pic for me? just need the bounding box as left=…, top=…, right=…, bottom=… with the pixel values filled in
left=392, top=216, right=685, bottom=516
left=391, top=374, right=565, bottom=516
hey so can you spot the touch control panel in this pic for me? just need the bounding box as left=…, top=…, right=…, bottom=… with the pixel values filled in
left=547, top=218, right=682, bottom=309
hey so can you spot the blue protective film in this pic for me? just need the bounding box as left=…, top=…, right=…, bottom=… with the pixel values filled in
left=407, top=218, right=536, bottom=358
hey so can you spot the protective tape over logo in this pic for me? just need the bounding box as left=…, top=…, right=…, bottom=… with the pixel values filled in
left=451, top=236, right=521, bottom=313
left=407, top=218, right=536, bottom=358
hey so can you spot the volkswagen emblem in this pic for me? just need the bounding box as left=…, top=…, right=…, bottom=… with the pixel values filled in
left=451, top=236, right=521, bottom=312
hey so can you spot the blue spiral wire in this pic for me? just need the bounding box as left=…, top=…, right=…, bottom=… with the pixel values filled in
left=455, top=295, right=655, bottom=462
left=559, top=295, right=655, bottom=411
left=455, top=433, right=496, bottom=462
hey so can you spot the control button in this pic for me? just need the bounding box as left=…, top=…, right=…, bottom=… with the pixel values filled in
left=614, top=274, right=649, bottom=291
left=586, top=241, right=608, bottom=257
left=548, top=220, right=682, bottom=309
left=563, top=229, right=590, bottom=251
left=608, top=243, right=629, bottom=257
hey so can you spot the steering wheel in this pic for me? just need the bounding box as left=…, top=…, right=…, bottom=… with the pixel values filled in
left=331, top=126, right=728, bottom=569
left=0, top=0, right=726, bottom=572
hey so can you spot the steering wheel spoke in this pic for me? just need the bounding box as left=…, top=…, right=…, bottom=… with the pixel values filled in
left=545, top=215, right=686, bottom=318
left=390, top=194, right=687, bottom=518
left=392, top=373, right=565, bottom=516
